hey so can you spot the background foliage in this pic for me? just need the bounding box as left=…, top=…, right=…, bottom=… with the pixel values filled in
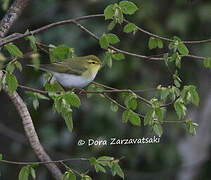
left=0, top=0, right=211, bottom=179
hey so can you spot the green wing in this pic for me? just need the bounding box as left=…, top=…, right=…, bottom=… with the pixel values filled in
left=40, top=60, right=87, bottom=76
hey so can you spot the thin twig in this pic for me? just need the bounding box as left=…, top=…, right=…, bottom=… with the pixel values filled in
left=0, top=158, right=88, bottom=165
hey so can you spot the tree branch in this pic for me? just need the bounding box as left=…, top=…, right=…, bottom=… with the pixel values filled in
left=0, top=0, right=63, bottom=179
left=0, top=0, right=29, bottom=37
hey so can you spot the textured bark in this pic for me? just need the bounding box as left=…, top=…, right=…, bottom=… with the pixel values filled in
left=0, top=0, right=29, bottom=38
left=0, top=0, right=63, bottom=179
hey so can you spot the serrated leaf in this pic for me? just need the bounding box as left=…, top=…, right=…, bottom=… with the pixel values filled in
left=189, top=86, right=199, bottom=106
left=124, top=95, right=137, bottom=110
left=45, top=82, right=64, bottom=92
left=5, top=72, right=18, bottom=94
left=148, top=37, right=157, bottom=49
left=122, top=109, right=130, bottom=123
left=123, top=23, right=137, bottom=33
left=174, top=99, right=187, bottom=119
left=128, top=110, right=141, bottom=126
left=204, top=57, right=211, bottom=68
left=155, top=108, right=163, bottom=122
left=157, top=39, right=163, bottom=49
left=144, top=108, right=154, bottom=125
left=32, top=98, right=39, bottom=110
left=186, top=119, right=197, bottom=136
left=50, top=45, right=72, bottom=62
left=119, top=0, right=138, bottom=15
left=30, top=167, right=36, bottom=180
left=99, top=34, right=109, bottom=49
left=104, top=51, right=112, bottom=68
left=112, top=53, right=125, bottom=60
left=15, top=61, right=23, bottom=71
left=6, top=62, right=15, bottom=73
left=64, top=92, right=81, bottom=108
left=25, top=35, right=37, bottom=51
left=18, top=166, right=30, bottom=180
left=62, top=108, right=73, bottom=132
left=4, top=43, right=23, bottom=57
left=178, top=42, right=189, bottom=55
left=104, top=4, right=115, bottom=20
left=112, top=161, right=124, bottom=179
left=106, top=33, right=120, bottom=44
left=153, top=121, right=163, bottom=136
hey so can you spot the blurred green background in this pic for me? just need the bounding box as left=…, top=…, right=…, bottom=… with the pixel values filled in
left=0, top=0, right=211, bottom=179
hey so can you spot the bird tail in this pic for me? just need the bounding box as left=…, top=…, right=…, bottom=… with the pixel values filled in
left=27, top=64, right=51, bottom=73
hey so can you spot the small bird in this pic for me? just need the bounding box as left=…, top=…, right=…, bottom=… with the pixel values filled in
left=29, top=55, right=102, bottom=88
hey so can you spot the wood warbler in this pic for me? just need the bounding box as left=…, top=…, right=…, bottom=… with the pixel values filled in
left=29, top=55, right=102, bottom=88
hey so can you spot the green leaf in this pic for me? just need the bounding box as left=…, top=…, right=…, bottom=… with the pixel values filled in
left=174, top=99, right=187, bottom=119
left=4, top=43, right=23, bottom=57
left=155, top=108, right=163, bottom=122
left=95, top=164, right=106, bottom=173
left=122, top=109, right=130, bottom=123
left=144, top=108, right=154, bottom=125
left=106, top=33, right=120, bottom=44
left=110, top=102, right=118, bottom=112
left=108, top=20, right=117, bottom=31
left=178, top=42, right=189, bottom=55
left=6, top=61, right=15, bottom=73
left=124, top=94, right=137, bottom=110
left=186, top=119, right=198, bottom=136
left=111, top=161, right=124, bottom=179
left=123, top=23, right=137, bottom=33
left=158, top=86, right=170, bottom=102
left=30, top=167, right=36, bottom=180
left=128, top=110, right=141, bottom=126
left=81, top=175, right=92, bottom=180
left=32, top=97, right=39, bottom=110
left=0, top=153, right=2, bottom=160
left=189, top=86, right=199, bottom=106
left=64, top=92, right=81, bottom=108
left=25, top=35, right=37, bottom=51
left=63, top=171, right=76, bottom=180
left=15, top=61, right=23, bottom=71
left=62, top=108, right=73, bottom=132
left=104, top=4, right=115, bottom=20
left=203, top=57, right=211, bottom=68
left=50, top=45, right=72, bottom=61
left=18, top=166, right=30, bottom=180
left=112, top=53, right=125, bottom=60
left=5, top=72, right=18, bottom=94
left=157, top=39, right=163, bottom=49
left=119, top=0, right=138, bottom=15
left=97, top=156, right=114, bottom=165
left=104, top=51, right=113, bottom=68
left=45, top=81, right=64, bottom=92
left=153, top=121, right=163, bottom=136
left=181, top=85, right=199, bottom=106
left=99, top=34, right=109, bottom=49
left=148, top=37, right=157, bottom=49
left=163, top=53, right=169, bottom=66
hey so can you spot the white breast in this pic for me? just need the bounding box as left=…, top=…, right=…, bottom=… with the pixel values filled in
left=52, top=72, right=96, bottom=88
